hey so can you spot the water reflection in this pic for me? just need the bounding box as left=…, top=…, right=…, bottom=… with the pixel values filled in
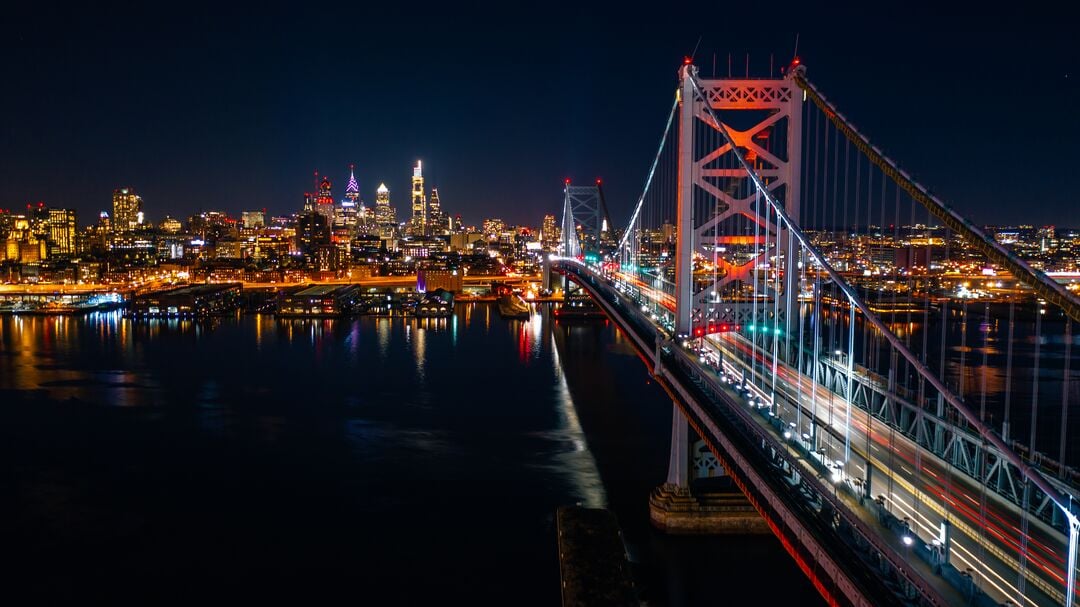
left=413, top=320, right=426, bottom=381
left=548, top=329, right=607, bottom=508
left=377, top=317, right=390, bottom=360
left=1, top=304, right=819, bottom=605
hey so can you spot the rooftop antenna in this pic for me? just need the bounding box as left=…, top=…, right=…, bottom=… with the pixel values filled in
left=793, top=33, right=800, bottom=61
left=689, top=35, right=702, bottom=63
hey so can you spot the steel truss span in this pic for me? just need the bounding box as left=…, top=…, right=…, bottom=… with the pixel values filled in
left=552, top=58, right=1080, bottom=607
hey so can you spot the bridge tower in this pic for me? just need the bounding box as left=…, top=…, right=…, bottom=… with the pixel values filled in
left=555, top=179, right=613, bottom=296
left=674, top=62, right=802, bottom=337
left=560, top=179, right=612, bottom=258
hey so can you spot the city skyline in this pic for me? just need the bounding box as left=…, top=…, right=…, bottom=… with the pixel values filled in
left=3, top=8, right=1080, bottom=605
left=0, top=7, right=1075, bottom=228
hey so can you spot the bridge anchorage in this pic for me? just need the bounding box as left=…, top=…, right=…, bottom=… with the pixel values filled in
left=553, top=57, right=1080, bottom=607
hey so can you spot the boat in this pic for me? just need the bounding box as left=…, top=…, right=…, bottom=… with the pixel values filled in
left=497, top=294, right=531, bottom=319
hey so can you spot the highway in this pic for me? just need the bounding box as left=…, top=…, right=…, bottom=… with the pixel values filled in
left=599, top=262, right=1073, bottom=605
left=700, top=330, right=1071, bottom=607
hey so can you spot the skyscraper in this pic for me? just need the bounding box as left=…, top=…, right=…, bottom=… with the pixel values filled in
left=339, top=165, right=360, bottom=229
left=112, top=187, right=142, bottom=232
left=428, top=188, right=444, bottom=235
left=410, top=161, right=426, bottom=236
left=541, top=214, right=559, bottom=250
left=344, top=165, right=360, bottom=205
left=315, top=173, right=334, bottom=223
left=374, top=183, right=395, bottom=237
left=47, top=208, right=78, bottom=256
left=483, top=218, right=505, bottom=241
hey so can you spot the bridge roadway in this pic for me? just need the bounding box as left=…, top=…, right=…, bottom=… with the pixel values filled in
left=704, top=332, right=1066, bottom=607
left=556, top=259, right=960, bottom=607
left=558, top=259, right=1072, bottom=607
left=606, top=266, right=1069, bottom=604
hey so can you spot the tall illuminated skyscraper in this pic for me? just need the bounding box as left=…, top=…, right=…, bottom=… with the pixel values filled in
left=410, top=161, right=426, bottom=236
left=339, top=165, right=360, bottom=229
left=374, top=183, right=395, bottom=237
left=315, top=173, right=334, bottom=223
left=428, top=188, right=444, bottom=235
left=47, top=208, right=78, bottom=256
left=541, top=214, right=559, bottom=250
left=112, top=187, right=142, bottom=232
left=344, top=165, right=360, bottom=205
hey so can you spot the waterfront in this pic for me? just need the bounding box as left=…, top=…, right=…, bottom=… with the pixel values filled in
left=0, top=305, right=820, bottom=605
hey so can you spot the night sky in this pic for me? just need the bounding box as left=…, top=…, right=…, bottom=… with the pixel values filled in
left=1, top=5, right=1076, bottom=228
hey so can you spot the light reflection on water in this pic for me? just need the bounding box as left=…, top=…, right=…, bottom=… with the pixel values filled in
left=546, top=327, right=607, bottom=509
left=0, top=304, right=820, bottom=605
left=0, top=308, right=609, bottom=501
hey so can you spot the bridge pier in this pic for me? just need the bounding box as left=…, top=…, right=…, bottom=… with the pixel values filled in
left=649, top=406, right=768, bottom=535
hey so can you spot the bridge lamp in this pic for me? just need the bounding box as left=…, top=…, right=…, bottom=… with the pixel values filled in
left=783, top=429, right=792, bottom=440
left=901, top=517, right=914, bottom=546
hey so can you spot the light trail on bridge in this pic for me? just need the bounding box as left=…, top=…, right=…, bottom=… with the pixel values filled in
left=567, top=258, right=1074, bottom=605
left=558, top=55, right=1080, bottom=607
left=704, top=331, right=1070, bottom=606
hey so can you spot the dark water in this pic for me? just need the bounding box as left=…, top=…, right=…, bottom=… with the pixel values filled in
left=0, top=307, right=820, bottom=605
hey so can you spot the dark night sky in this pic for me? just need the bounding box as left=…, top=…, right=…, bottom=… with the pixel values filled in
left=1, top=4, right=1076, bottom=228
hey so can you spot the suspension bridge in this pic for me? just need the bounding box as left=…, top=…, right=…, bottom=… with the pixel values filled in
left=548, top=58, right=1080, bottom=607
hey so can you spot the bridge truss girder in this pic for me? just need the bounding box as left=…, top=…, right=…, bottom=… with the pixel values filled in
left=792, top=347, right=1074, bottom=532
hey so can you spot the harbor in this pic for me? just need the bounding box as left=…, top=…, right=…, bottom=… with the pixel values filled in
left=0, top=275, right=569, bottom=320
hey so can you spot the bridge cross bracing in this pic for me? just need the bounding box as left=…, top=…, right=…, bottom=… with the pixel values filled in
left=552, top=58, right=1080, bottom=607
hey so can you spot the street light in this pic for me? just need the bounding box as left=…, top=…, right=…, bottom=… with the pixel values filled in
left=901, top=517, right=914, bottom=546
left=829, top=464, right=842, bottom=484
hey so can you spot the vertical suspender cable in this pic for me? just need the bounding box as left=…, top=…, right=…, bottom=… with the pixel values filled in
left=1059, top=320, right=1072, bottom=480
left=1004, top=301, right=1015, bottom=443
left=1031, top=308, right=1042, bottom=463
left=772, top=207, right=781, bottom=408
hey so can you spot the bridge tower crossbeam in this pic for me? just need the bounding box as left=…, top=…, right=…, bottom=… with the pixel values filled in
left=675, top=64, right=802, bottom=335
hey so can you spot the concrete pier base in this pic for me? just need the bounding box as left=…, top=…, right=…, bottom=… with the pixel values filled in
left=648, top=483, right=769, bottom=535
